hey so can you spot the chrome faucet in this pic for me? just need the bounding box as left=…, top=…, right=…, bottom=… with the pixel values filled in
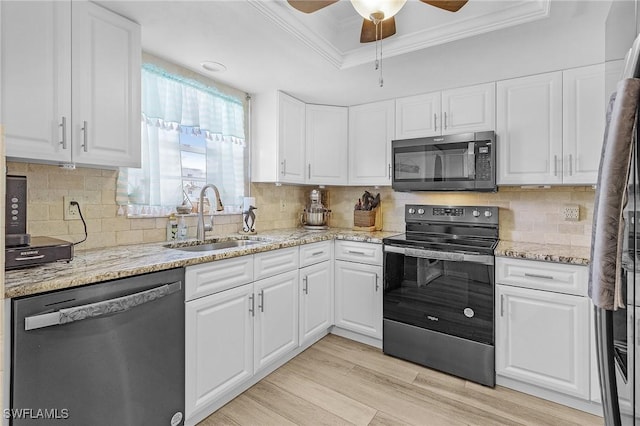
left=197, top=184, right=224, bottom=241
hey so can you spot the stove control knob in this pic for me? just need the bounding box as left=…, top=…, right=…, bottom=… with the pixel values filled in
left=472, top=209, right=480, bottom=217
left=408, top=208, right=416, bottom=214
left=484, top=210, right=493, bottom=218
left=417, top=208, right=425, bottom=215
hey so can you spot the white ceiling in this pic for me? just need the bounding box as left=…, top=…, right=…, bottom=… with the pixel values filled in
left=98, top=0, right=616, bottom=105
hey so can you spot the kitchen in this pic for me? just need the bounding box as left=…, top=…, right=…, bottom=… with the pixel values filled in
left=0, top=0, right=635, bottom=425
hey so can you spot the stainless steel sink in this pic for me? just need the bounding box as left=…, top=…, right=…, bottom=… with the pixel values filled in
left=168, top=239, right=264, bottom=252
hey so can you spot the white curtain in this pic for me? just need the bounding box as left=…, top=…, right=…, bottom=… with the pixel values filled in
left=117, top=64, right=246, bottom=209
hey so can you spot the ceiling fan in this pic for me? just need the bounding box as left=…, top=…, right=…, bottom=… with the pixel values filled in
left=287, top=0, right=469, bottom=43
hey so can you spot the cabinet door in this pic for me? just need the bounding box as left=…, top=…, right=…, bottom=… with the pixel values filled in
left=562, top=64, right=605, bottom=185
left=185, top=284, right=253, bottom=419
left=497, top=72, right=563, bottom=185
left=71, top=1, right=141, bottom=168
left=334, top=260, right=382, bottom=339
left=348, top=100, right=395, bottom=186
left=2, top=1, right=72, bottom=163
left=441, top=83, right=495, bottom=135
left=254, top=270, right=299, bottom=373
left=300, top=261, right=333, bottom=346
left=306, top=104, right=348, bottom=185
left=395, top=92, right=441, bottom=139
left=278, top=92, right=306, bottom=184
left=496, top=285, right=589, bottom=399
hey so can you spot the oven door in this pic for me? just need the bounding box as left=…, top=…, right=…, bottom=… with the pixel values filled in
left=383, top=245, right=494, bottom=345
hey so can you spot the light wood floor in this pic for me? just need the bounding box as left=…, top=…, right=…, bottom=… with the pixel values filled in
left=199, top=334, right=603, bottom=426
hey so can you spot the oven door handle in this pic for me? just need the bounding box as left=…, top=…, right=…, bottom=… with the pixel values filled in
left=384, top=245, right=494, bottom=266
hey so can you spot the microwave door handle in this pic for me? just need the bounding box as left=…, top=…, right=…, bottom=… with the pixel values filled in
left=468, top=142, right=476, bottom=179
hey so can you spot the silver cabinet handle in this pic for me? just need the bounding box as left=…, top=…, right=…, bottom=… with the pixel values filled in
left=434, top=113, right=437, bottom=131
left=569, top=154, right=573, bottom=176
left=375, top=273, right=379, bottom=292
left=303, top=276, right=308, bottom=295
left=553, top=155, right=557, bottom=176
left=444, top=112, right=448, bottom=130
left=388, top=163, right=392, bottom=179
left=281, top=159, right=287, bottom=176
left=258, top=289, right=264, bottom=312
left=81, top=120, right=88, bottom=152
left=59, top=116, right=67, bottom=149
left=25, top=281, right=182, bottom=331
left=311, top=251, right=324, bottom=256
left=524, top=272, right=555, bottom=280
left=280, top=161, right=285, bottom=176
left=249, top=293, right=255, bottom=317
left=347, top=250, right=366, bottom=255
left=308, top=164, right=311, bottom=179
left=500, top=294, right=504, bottom=317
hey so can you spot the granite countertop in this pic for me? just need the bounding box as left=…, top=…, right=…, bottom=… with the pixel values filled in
left=495, top=240, right=590, bottom=266
left=5, top=228, right=400, bottom=299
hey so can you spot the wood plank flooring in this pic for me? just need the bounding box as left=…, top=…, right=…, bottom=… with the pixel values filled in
left=199, top=334, right=603, bottom=426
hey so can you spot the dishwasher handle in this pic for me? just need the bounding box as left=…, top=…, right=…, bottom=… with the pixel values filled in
left=24, top=281, right=182, bottom=331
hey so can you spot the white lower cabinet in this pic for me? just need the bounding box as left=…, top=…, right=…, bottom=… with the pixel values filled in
left=334, top=259, right=382, bottom=339
left=496, top=284, right=590, bottom=399
left=299, top=260, right=333, bottom=346
left=253, top=270, right=299, bottom=373
left=185, top=284, right=254, bottom=418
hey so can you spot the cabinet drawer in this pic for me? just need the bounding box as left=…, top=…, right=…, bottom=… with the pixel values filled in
left=185, top=256, right=254, bottom=301
left=496, top=257, right=588, bottom=296
left=334, top=240, right=382, bottom=265
left=254, top=246, right=299, bottom=280
left=299, top=241, right=332, bottom=268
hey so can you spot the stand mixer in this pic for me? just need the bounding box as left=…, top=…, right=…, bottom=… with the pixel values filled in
left=301, top=189, right=330, bottom=230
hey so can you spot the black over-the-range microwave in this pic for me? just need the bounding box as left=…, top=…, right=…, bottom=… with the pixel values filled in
left=392, top=131, right=496, bottom=192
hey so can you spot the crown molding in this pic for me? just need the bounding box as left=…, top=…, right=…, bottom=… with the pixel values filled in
left=250, top=0, right=550, bottom=70
left=247, top=0, right=344, bottom=69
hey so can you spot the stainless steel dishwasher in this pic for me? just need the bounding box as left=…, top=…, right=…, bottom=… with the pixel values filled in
left=10, top=268, right=185, bottom=426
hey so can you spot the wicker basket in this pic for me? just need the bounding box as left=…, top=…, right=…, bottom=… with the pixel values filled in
left=354, top=209, right=377, bottom=227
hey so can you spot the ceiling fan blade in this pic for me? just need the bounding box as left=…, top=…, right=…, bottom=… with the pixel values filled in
left=287, top=0, right=338, bottom=13
left=360, top=17, right=397, bottom=43
left=419, top=0, right=468, bottom=12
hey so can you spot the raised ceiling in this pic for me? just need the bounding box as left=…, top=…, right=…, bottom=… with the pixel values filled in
left=98, top=0, right=613, bottom=105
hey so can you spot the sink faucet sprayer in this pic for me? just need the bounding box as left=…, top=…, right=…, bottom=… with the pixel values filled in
left=197, top=184, right=224, bottom=241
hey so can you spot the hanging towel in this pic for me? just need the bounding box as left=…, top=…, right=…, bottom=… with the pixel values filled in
left=589, top=78, right=640, bottom=310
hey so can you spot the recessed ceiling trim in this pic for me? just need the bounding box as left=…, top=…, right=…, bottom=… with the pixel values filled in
left=341, top=0, right=551, bottom=68
left=248, top=0, right=344, bottom=69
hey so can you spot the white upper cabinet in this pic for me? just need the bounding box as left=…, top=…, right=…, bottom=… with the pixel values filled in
left=1, top=1, right=71, bottom=163
left=278, top=92, right=307, bottom=184
left=1, top=1, right=141, bottom=168
left=395, top=92, right=441, bottom=138
left=395, top=83, right=495, bottom=139
left=497, top=71, right=563, bottom=185
left=71, top=1, right=141, bottom=168
left=498, top=64, right=612, bottom=186
left=562, top=64, right=605, bottom=185
left=305, top=104, right=348, bottom=185
left=348, top=100, right=395, bottom=186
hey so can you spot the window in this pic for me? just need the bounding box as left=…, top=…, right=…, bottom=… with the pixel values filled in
left=116, top=63, right=248, bottom=216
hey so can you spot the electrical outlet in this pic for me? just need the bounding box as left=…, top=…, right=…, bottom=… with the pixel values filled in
left=280, top=199, right=286, bottom=212
left=563, top=204, right=580, bottom=222
left=64, top=196, right=81, bottom=221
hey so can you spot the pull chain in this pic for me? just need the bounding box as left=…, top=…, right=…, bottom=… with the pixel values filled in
left=379, top=19, right=383, bottom=87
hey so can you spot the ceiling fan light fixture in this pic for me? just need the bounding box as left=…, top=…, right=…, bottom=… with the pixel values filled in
left=350, top=0, right=407, bottom=21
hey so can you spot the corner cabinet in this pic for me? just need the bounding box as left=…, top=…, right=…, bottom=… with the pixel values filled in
left=1, top=1, right=141, bottom=168
left=299, top=241, right=333, bottom=346
left=252, top=91, right=348, bottom=185
left=348, top=100, right=395, bottom=186
left=395, top=83, right=496, bottom=139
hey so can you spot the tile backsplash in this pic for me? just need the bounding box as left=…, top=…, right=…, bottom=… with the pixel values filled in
left=8, top=161, right=595, bottom=250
